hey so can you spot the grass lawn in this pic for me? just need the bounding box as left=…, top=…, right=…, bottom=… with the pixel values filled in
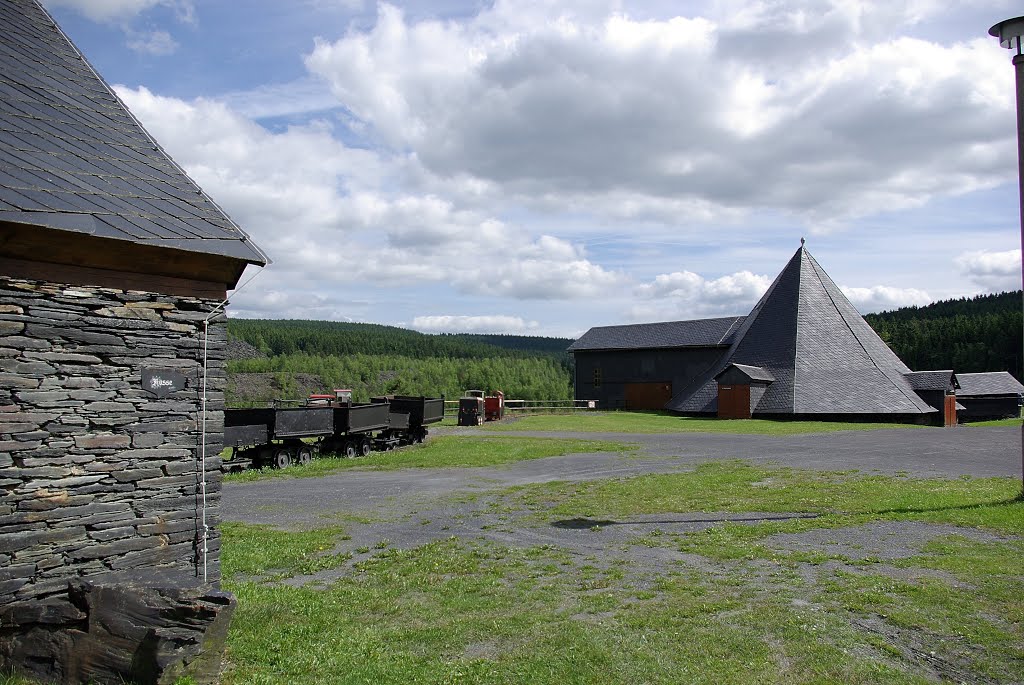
left=219, top=456, right=1024, bottom=684
left=967, top=417, right=1024, bottom=427
left=485, top=410, right=927, bottom=434
left=224, top=435, right=631, bottom=483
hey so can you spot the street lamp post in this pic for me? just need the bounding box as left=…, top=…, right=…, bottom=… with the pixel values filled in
left=989, top=16, right=1024, bottom=492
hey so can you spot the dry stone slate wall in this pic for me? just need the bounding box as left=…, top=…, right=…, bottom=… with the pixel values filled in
left=0, top=275, right=231, bottom=683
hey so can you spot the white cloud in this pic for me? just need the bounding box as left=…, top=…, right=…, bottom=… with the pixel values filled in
left=840, top=285, right=933, bottom=313
left=304, top=2, right=1014, bottom=228
left=115, top=85, right=627, bottom=327
left=631, top=269, right=772, bottom=320
left=411, top=315, right=539, bottom=334
left=955, top=249, right=1022, bottom=292
left=126, top=29, right=178, bottom=55
left=73, top=1, right=1021, bottom=334
left=43, top=0, right=193, bottom=23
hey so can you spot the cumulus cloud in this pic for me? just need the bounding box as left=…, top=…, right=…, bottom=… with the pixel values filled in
left=840, top=285, right=933, bottom=313
left=411, top=315, right=540, bottom=334
left=89, top=1, right=1015, bottom=332
left=955, top=249, right=1021, bottom=292
left=116, top=85, right=382, bottom=235
left=630, top=269, right=772, bottom=320
left=304, top=2, right=1013, bottom=227
left=115, top=86, right=626, bottom=324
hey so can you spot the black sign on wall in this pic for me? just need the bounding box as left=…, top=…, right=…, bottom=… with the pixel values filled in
left=141, top=368, right=186, bottom=398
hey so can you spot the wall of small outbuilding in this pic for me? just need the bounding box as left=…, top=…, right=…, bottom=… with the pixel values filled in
left=573, top=347, right=725, bottom=409
left=957, top=395, right=1022, bottom=422
left=0, top=274, right=229, bottom=680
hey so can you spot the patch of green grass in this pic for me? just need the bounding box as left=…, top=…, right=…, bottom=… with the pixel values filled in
left=1, top=671, right=198, bottom=685
left=487, top=410, right=924, bottom=434
left=540, top=461, right=1022, bottom=534
left=225, top=436, right=630, bottom=483
left=821, top=536, right=1024, bottom=682
left=0, top=674, right=38, bottom=685
left=221, top=522, right=352, bottom=581
left=966, top=416, right=1023, bottom=427
left=221, top=536, right=948, bottom=684
left=220, top=463, right=1024, bottom=684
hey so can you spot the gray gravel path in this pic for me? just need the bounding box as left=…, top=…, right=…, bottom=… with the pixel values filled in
left=222, top=425, right=1021, bottom=528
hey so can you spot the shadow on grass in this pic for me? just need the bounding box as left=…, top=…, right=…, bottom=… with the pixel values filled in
left=870, top=496, right=1023, bottom=516
left=551, top=513, right=821, bottom=530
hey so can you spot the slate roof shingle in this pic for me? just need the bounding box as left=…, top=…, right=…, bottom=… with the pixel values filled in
left=0, top=0, right=267, bottom=265
left=904, top=370, right=956, bottom=392
left=955, top=372, right=1024, bottom=397
left=567, top=316, right=745, bottom=352
left=717, top=363, right=775, bottom=383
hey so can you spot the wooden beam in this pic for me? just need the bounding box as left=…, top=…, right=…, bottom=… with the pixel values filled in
left=0, top=256, right=227, bottom=299
left=0, top=221, right=249, bottom=288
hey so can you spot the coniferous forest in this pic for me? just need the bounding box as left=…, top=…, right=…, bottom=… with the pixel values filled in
left=863, top=291, right=1022, bottom=381
left=226, top=291, right=1022, bottom=406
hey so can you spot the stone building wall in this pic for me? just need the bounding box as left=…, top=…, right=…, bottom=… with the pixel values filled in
left=0, top=274, right=231, bottom=682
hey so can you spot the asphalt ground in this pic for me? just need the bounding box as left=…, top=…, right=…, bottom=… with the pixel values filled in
left=221, top=425, right=1022, bottom=529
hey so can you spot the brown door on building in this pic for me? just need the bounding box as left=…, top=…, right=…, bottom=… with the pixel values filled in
left=624, top=382, right=672, bottom=410
left=944, top=394, right=957, bottom=427
left=718, top=383, right=751, bottom=419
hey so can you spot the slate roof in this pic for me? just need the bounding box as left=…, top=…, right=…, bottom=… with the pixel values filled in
left=955, top=372, right=1024, bottom=397
left=904, top=370, right=956, bottom=392
left=568, top=316, right=745, bottom=352
left=717, top=363, right=775, bottom=383
left=666, top=246, right=936, bottom=415
left=0, top=0, right=266, bottom=265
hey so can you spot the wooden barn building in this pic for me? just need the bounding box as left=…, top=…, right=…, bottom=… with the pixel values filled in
left=954, top=372, right=1024, bottom=421
left=571, top=244, right=960, bottom=423
left=0, top=1, right=267, bottom=682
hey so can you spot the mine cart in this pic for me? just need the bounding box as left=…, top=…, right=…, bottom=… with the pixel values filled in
left=224, top=406, right=331, bottom=469
left=458, top=395, right=485, bottom=426
left=484, top=390, right=505, bottom=421
left=372, top=395, right=444, bottom=448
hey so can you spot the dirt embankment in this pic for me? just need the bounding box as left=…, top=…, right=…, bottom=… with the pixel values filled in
left=227, top=373, right=328, bottom=407
left=225, top=338, right=327, bottom=406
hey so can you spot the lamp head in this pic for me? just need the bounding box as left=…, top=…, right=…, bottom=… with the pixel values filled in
left=989, top=16, right=1024, bottom=52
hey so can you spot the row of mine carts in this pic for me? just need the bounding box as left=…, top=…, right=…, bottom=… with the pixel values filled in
left=223, top=390, right=445, bottom=471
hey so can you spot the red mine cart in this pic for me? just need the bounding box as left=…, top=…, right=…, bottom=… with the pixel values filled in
left=484, top=390, right=504, bottom=421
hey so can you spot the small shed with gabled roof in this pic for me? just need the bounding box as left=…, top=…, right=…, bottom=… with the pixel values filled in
left=903, top=371, right=959, bottom=426
left=0, top=1, right=267, bottom=682
left=715, top=363, right=775, bottom=419
left=954, top=372, right=1024, bottom=421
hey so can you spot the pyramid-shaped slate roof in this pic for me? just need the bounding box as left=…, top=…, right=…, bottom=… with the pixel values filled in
left=666, top=246, right=935, bottom=415
left=0, top=0, right=266, bottom=266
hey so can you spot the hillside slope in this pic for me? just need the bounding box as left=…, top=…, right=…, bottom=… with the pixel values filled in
left=226, top=319, right=575, bottom=406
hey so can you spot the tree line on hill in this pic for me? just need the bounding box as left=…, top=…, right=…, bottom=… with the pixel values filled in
left=227, top=290, right=1023, bottom=406
left=863, top=291, right=1022, bottom=381
left=228, top=319, right=572, bottom=362
left=227, top=319, right=575, bottom=404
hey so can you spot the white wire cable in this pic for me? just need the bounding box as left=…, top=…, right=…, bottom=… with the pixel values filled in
left=199, top=267, right=266, bottom=582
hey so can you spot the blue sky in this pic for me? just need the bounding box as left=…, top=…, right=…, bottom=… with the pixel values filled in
left=42, top=0, right=1024, bottom=337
